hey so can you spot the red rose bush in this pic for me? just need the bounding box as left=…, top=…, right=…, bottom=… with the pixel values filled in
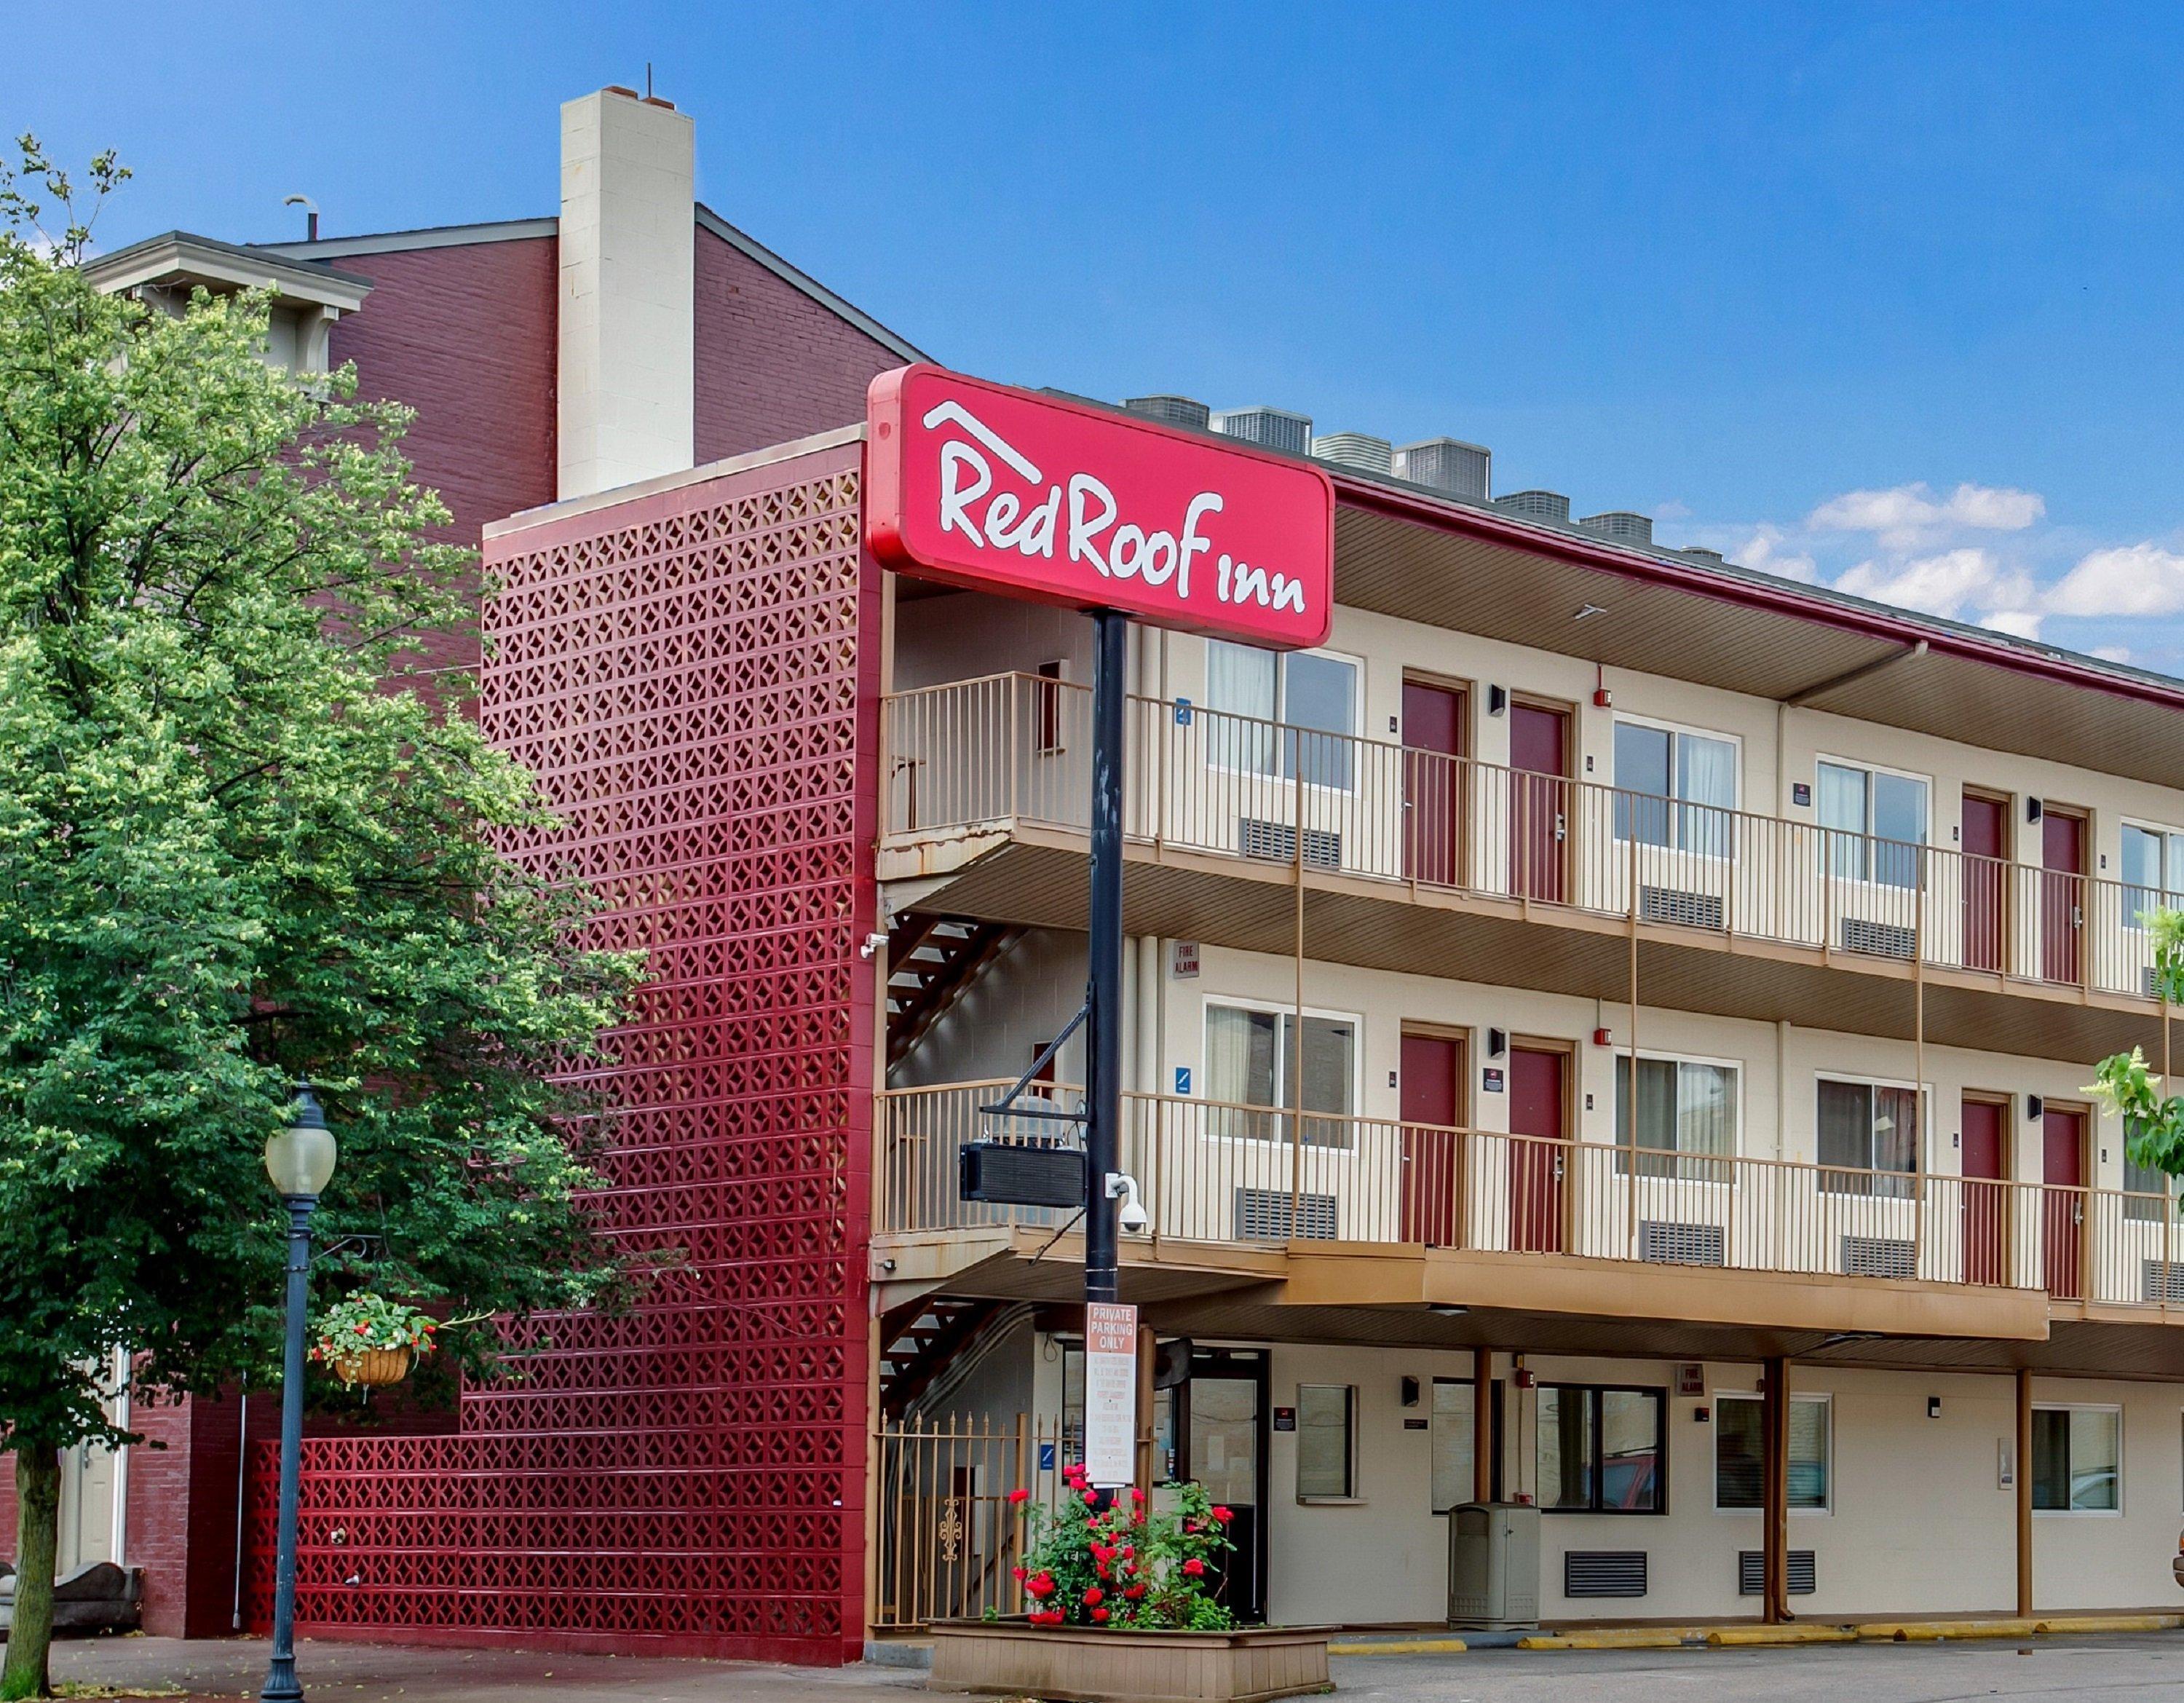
left=1007, top=1464, right=1235, bottom=1630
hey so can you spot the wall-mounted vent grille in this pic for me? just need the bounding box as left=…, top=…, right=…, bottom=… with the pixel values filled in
left=1563, top=1551, right=1647, bottom=1598
left=1738, top=1551, right=1817, bottom=1595
left=1492, top=489, right=1571, bottom=524
left=2146, top=965, right=2164, bottom=1000
left=1240, top=818, right=1341, bottom=870
left=1641, top=1220, right=1727, bottom=1267
left=1235, top=1188, right=1337, bottom=1241
left=1123, top=395, right=1211, bottom=430
left=1840, top=917, right=1917, bottom=959
left=1841, top=1235, right=1917, bottom=1279
left=1641, top=885, right=1725, bottom=930
left=1393, top=438, right=1491, bottom=502
left=2145, top=1260, right=2184, bottom=1303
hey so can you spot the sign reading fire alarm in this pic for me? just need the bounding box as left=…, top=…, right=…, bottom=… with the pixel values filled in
left=865, top=366, right=1335, bottom=649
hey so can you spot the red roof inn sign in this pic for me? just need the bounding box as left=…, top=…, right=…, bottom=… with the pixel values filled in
left=866, top=365, right=1335, bottom=649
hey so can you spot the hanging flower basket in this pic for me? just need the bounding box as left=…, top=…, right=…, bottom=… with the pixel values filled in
left=309, top=1292, right=443, bottom=1388
left=331, top=1345, right=413, bottom=1387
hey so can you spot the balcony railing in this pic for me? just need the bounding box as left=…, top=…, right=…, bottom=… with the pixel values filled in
left=883, top=672, right=2177, bottom=1005
left=880, top=1080, right=2184, bottom=1312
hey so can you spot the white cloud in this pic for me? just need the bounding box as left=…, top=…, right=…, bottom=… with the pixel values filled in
left=1808, top=481, right=2045, bottom=550
left=1979, top=609, right=2045, bottom=640
left=2043, top=543, right=2184, bottom=618
left=1833, top=548, right=2036, bottom=623
left=1737, top=523, right=1817, bottom=582
left=2091, top=644, right=2136, bottom=664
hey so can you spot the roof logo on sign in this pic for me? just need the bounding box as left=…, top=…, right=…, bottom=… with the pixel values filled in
left=925, top=398, right=1306, bottom=618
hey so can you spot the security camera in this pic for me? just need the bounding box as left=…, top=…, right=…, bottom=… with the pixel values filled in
left=1105, top=1171, right=1150, bottom=1235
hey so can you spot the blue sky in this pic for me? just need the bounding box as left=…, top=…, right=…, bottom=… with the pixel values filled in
left=12, top=4, right=2184, bottom=665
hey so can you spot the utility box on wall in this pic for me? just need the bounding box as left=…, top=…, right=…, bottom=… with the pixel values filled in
left=1447, top=1502, right=1540, bottom=1631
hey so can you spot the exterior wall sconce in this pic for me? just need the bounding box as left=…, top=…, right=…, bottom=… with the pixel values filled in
left=1487, top=1027, right=1508, bottom=1059
left=2027, top=797, right=2044, bottom=823
left=2026, top=1094, right=2045, bottom=1121
left=1487, top=684, right=1508, bottom=716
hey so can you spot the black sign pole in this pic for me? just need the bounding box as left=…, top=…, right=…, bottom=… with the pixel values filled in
left=1084, top=607, right=1128, bottom=1308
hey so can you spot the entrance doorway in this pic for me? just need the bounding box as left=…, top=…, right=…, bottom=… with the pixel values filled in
left=1162, top=1348, right=1270, bottom=1623
left=2041, top=808, right=2086, bottom=986
left=1961, top=791, right=2009, bottom=973
left=1508, top=1043, right=1568, bottom=1253
left=1509, top=700, right=1571, bottom=904
left=1404, top=678, right=1468, bottom=888
left=1961, top=1094, right=2009, bottom=1286
left=1401, top=1029, right=1468, bottom=1246
left=2042, top=1105, right=2088, bottom=1300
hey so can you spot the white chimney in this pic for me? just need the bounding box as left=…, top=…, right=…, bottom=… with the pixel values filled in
left=558, top=87, right=695, bottom=500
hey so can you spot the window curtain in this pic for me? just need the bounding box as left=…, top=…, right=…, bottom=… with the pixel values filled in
left=1614, top=722, right=1671, bottom=847
left=1282, top=652, right=1356, bottom=790
left=1676, top=1062, right=1736, bottom=1180
left=1676, top=733, right=1736, bottom=858
left=1817, top=1078, right=1872, bottom=1190
left=1817, top=762, right=1869, bottom=881
left=1287, top=1012, right=1356, bottom=1149
left=1872, top=772, right=1926, bottom=890
left=1615, top=1056, right=1680, bottom=1177
left=1205, top=1004, right=1278, bottom=1141
left=1205, top=640, right=1278, bottom=775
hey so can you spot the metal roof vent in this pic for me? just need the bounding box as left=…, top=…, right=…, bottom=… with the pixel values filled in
left=1125, top=395, right=1211, bottom=431
left=1679, top=546, right=1725, bottom=565
left=1393, top=438, right=1490, bottom=502
left=1579, top=511, right=1654, bottom=547
left=1310, top=432, right=1393, bottom=475
left=1211, top=406, right=1313, bottom=457
left=1492, top=489, right=1571, bottom=524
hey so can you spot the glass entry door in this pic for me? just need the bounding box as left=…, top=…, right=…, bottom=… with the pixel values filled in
left=1171, top=1348, right=1269, bottom=1622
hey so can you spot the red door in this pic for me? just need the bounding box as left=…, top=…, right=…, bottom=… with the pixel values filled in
left=1962, top=794, right=2006, bottom=974
left=1961, top=1097, right=2006, bottom=1286
left=2042, top=1108, right=2086, bottom=1300
left=1403, top=682, right=1466, bottom=888
left=1400, top=1032, right=1465, bottom=1246
left=1509, top=703, right=1570, bottom=904
left=1508, top=1046, right=1567, bottom=1253
left=2041, top=811, right=2086, bottom=986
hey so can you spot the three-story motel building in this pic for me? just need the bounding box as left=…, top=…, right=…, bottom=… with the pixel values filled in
left=53, top=85, right=2184, bottom=1660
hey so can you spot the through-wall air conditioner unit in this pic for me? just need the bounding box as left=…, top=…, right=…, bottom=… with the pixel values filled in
left=1640, top=886, right=1725, bottom=931
left=1641, top=1221, right=1727, bottom=1267
left=1239, top=818, right=1341, bottom=870
left=1840, top=917, right=1917, bottom=959
left=1841, top=1235, right=1916, bottom=1279
left=1235, top=1188, right=1337, bottom=1241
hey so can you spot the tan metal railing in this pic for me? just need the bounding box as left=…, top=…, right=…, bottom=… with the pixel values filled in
left=882, top=673, right=2175, bottom=1004
left=874, top=1412, right=1070, bottom=1629
left=878, top=1080, right=2183, bottom=1311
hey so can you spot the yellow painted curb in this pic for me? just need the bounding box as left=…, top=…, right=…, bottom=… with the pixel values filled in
left=1518, top=1629, right=1696, bottom=1649
left=1706, top=1626, right=1859, bottom=1646
left=1856, top=1620, right=2014, bottom=1642
left=2033, top=1614, right=2181, bottom=1635
left=1327, top=1638, right=1468, bottom=1656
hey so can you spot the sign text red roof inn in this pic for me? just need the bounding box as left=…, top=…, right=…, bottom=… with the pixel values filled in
left=866, top=365, right=1335, bottom=649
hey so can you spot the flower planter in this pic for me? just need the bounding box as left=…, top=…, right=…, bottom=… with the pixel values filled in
left=331, top=1346, right=412, bottom=1387
left=928, top=1619, right=1334, bottom=1703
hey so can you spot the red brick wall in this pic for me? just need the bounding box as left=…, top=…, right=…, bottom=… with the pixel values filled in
left=694, top=226, right=906, bottom=462
left=319, top=237, right=561, bottom=679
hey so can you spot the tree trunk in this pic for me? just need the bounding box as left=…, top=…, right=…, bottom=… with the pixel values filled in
left=1, top=1445, right=60, bottom=1701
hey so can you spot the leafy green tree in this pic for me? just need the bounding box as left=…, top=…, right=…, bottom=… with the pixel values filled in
left=0, top=143, right=639, bottom=1699
left=2089, top=909, right=2184, bottom=1185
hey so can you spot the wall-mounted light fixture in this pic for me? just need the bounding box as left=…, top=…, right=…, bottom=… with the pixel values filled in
left=1401, top=1376, right=1421, bottom=1408
left=2026, top=1094, right=2045, bottom=1121
left=1487, top=684, right=1508, bottom=716
left=1487, top=1027, right=1508, bottom=1059
left=2027, top=797, right=2044, bottom=824
left=1927, top=1396, right=1942, bottom=1419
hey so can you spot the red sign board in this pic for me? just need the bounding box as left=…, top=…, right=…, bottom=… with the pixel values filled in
left=866, top=365, right=1335, bottom=649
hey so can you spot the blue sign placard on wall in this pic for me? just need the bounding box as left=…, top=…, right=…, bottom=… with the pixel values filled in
left=1175, top=1067, right=1192, bottom=1094
left=1039, top=1442, right=1057, bottom=1471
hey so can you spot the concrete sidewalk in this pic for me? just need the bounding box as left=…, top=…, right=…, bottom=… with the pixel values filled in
left=47, top=1636, right=926, bottom=1702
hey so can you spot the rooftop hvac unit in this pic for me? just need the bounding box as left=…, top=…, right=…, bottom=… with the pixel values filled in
left=1124, top=395, right=1211, bottom=430
left=1491, top=489, right=1570, bottom=524
left=1394, top=438, right=1491, bottom=502
left=1447, top=1503, right=1540, bottom=1630
left=1310, top=431, right=1393, bottom=475
left=1211, top=406, right=1313, bottom=457
left=1579, top=511, right=1654, bottom=546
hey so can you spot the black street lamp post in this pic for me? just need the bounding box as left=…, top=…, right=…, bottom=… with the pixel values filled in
left=258, top=1083, right=336, bottom=1703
